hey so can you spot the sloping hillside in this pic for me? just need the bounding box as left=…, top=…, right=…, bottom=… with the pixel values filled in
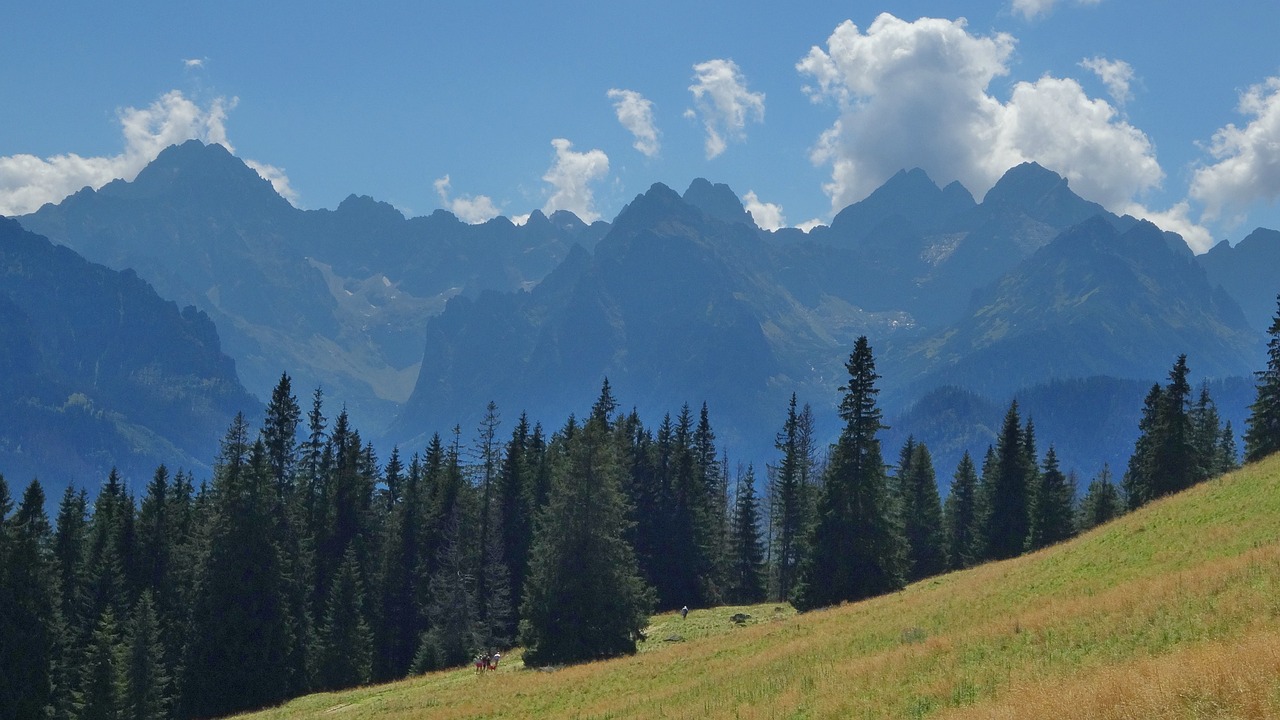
left=230, top=454, right=1280, bottom=719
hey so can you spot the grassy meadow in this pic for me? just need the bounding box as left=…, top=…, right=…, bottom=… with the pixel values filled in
left=231, top=454, right=1280, bottom=719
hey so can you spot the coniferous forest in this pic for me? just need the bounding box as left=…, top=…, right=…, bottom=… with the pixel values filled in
left=6, top=299, right=1280, bottom=719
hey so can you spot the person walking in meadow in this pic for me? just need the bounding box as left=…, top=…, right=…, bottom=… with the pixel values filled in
left=681, top=605, right=689, bottom=620
left=490, top=651, right=501, bottom=670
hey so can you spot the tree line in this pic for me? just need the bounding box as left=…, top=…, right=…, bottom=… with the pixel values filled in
left=3, top=295, right=1280, bottom=720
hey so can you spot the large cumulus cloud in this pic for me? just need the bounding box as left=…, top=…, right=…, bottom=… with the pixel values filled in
left=798, top=14, right=1161, bottom=222
left=0, top=90, right=296, bottom=215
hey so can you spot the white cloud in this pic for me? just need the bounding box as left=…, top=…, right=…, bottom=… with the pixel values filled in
left=607, top=89, right=660, bottom=157
left=742, top=190, right=785, bottom=230
left=0, top=89, right=297, bottom=215
left=433, top=174, right=502, bottom=224
left=687, top=59, right=765, bottom=159
left=796, top=218, right=826, bottom=233
left=245, top=159, right=300, bottom=205
left=1120, top=199, right=1214, bottom=253
left=1080, top=56, right=1134, bottom=105
left=541, top=138, right=609, bottom=222
left=798, top=14, right=1162, bottom=219
left=1011, top=0, right=1102, bottom=20
left=1189, top=77, right=1280, bottom=228
left=183, top=57, right=206, bottom=69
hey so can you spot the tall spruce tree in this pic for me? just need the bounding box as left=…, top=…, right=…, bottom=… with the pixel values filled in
left=1077, top=465, right=1122, bottom=532
left=768, top=394, right=810, bottom=603
left=1245, top=294, right=1280, bottom=462
left=943, top=452, right=981, bottom=570
left=1, top=479, right=58, bottom=720
left=120, top=591, right=170, bottom=720
left=1026, top=446, right=1076, bottom=551
left=900, top=442, right=946, bottom=582
left=793, top=336, right=904, bottom=610
left=1123, top=383, right=1163, bottom=508
left=316, top=547, right=373, bottom=689
left=726, top=465, right=766, bottom=604
left=181, top=419, right=294, bottom=718
left=983, top=402, right=1032, bottom=560
left=519, top=414, right=653, bottom=666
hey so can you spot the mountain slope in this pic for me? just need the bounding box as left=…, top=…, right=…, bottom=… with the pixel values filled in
left=895, top=217, right=1258, bottom=399
left=232, top=454, right=1280, bottom=720
left=1198, top=226, right=1280, bottom=333
left=19, top=140, right=604, bottom=432
left=0, top=217, right=257, bottom=490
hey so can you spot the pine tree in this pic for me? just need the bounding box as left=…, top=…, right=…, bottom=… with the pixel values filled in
left=767, top=394, right=809, bottom=602
left=1, top=479, right=58, bottom=720
left=262, top=372, right=302, bottom=498
left=119, top=591, right=170, bottom=720
left=1026, top=446, right=1076, bottom=551
left=1077, top=465, right=1123, bottom=532
left=414, top=509, right=478, bottom=673
left=1152, top=354, right=1197, bottom=497
left=726, top=465, right=766, bottom=604
left=983, top=402, right=1032, bottom=560
left=1123, top=383, right=1163, bottom=508
left=1245, top=294, right=1280, bottom=462
left=74, top=608, right=122, bottom=720
left=519, top=414, right=653, bottom=666
left=1190, top=383, right=1224, bottom=481
left=316, top=548, right=373, bottom=689
left=793, top=336, right=904, bottom=610
left=900, top=442, right=946, bottom=582
left=943, top=451, right=981, bottom=570
left=181, top=418, right=294, bottom=718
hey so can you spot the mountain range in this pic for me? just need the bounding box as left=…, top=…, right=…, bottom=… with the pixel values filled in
left=8, top=140, right=1280, bottom=495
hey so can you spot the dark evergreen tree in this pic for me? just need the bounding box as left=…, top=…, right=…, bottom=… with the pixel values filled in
left=73, top=608, right=122, bottom=720
left=414, top=510, right=478, bottom=672
left=1077, top=465, right=1123, bottom=532
left=793, top=336, right=904, bottom=610
left=1245, top=294, right=1280, bottom=462
left=1151, top=354, right=1196, bottom=497
left=181, top=418, right=294, bottom=718
left=1026, top=446, right=1076, bottom=551
left=1123, top=383, right=1163, bottom=509
left=519, top=414, right=653, bottom=666
left=316, top=547, right=373, bottom=689
left=262, top=372, right=302, bottom=498
left=900, top=442, right=946, bottom=582
left=51, top=485, right=90, bottom=720
left=1218, top=422, right=1240, bottom=474
left=767, top=394, right=809, bottom=603
left=1190, top=383, right=1224, bottom=481
left=983, top=402, right=1032, bottom=560
left=120, top=591, right=170, bottom=720
left=1, top=479, right=58, bottom=720
left=726, top=465, right=766, bottom=604
left=942, top=451, right=981, bottom=570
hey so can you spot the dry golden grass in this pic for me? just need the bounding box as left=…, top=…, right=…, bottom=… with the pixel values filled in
left=231, top=454, right=1280, bottom=720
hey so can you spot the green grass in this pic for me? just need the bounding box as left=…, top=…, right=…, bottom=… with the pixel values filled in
left=231, top=454, right=1280, bottom=719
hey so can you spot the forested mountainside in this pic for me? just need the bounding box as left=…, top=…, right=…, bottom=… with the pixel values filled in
left=0, top=217, right=256, bottom=489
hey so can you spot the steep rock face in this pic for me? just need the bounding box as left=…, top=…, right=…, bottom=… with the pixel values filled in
left=0, top=217, right=257, bottom=492
left=20, top=140, right=605, bottom=432
left=1199, top=227, right=1280, bottom=333
left=393, top=183, right=835, bottom=450
left=895, top=217, right=1258, bottom=399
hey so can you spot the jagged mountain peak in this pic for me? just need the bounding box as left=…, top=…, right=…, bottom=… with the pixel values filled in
left=829, top=167, right=975, bottom=238
left=682, top=178, right=755, bottom=228
left=121, top=140, right=286, bottom=206
left=980, top=162, right=1106, bottom=228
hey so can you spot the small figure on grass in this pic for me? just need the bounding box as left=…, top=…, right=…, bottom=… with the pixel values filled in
left=680, top=605, right=689, bottom=620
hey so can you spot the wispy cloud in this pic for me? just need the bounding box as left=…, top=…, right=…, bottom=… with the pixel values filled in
left=541, top=138, right=609, bottom=222
left=1011, top=0, right=1102, bottom=21
left=1080, top=56, right=1135, bottom=105
left=433, top=174, right=501, bottom=223
left=607, top=89, right=660, bottom=157
left=1190, top=77, right=1280, bottom=230
left=0, top=90, right=297, bottom=214
left=686, top=59, right=765, bottom=159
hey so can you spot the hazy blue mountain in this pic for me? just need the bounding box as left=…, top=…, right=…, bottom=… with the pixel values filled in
left=19, top=140, right=604, bottom=433
left=392, top=181, right=902, bottom=451
left=891, top=217, right=1259, bottom=401
left=1199, top=227, right=1280, bottom=333
left=0, top=217, right=257, bottom=496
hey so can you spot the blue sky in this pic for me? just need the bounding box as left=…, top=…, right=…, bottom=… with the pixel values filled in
left=4, top=1, right=1280, bottom=251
